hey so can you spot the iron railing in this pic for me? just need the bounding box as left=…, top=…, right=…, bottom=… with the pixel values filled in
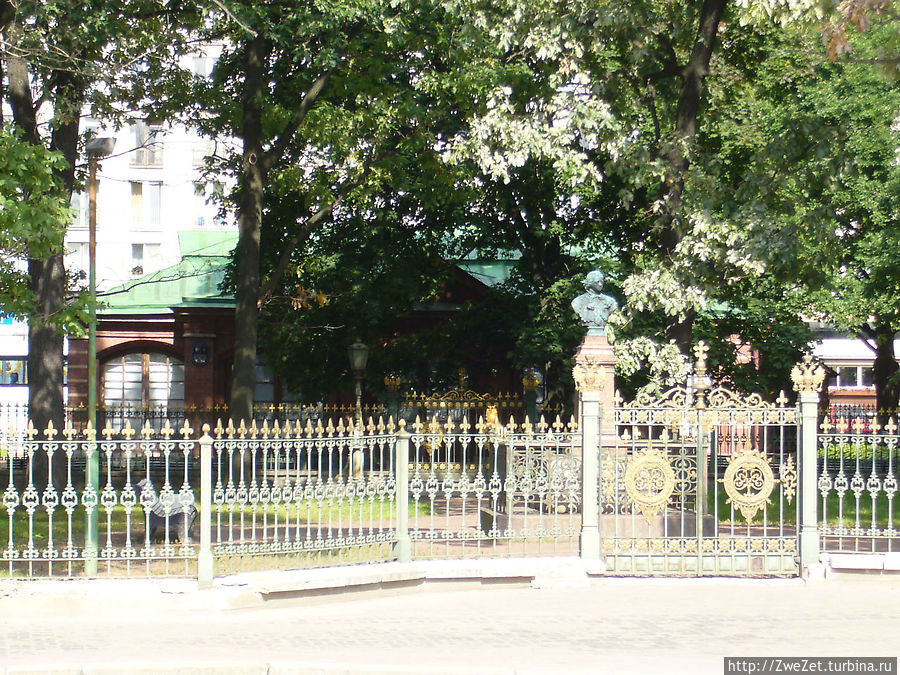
left=1, top=413, right=581, bottom=580
left=817, top=413, right=900, bottom=554
left=2, top=354, right=896, bottom=582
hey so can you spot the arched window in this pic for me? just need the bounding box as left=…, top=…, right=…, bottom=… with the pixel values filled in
left=102, top=352, right=184, bottom=409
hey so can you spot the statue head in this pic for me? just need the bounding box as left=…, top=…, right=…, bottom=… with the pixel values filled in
left=584, top=270, right=605, bottom=294
left=572, top=269, right=617, bottom=336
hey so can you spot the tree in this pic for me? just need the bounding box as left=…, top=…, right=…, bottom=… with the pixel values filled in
left=189, top=0, right=526, bottom=420
left=0, top=128, right=76, bottom=326
left=1, top=0, right=195, bottom=455
left=220, top=0, right=897, bottom=407
left=252, top=1, right=818, bottom=401
left=439, top=1, right=820, bottom=392
left=776, top=27, right=900, bottom=412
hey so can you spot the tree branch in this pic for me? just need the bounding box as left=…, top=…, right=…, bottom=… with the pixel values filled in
left=260, top=138, right=396, bottom=297
left=4, top=16, right=41, bottom=145
left=207, top=0, right=257, bottom=37
left=858, top=322, right=878, bottom=353
left=259, top=197, right=343, bottom=300
left=262, top=67, right=334, bottom=172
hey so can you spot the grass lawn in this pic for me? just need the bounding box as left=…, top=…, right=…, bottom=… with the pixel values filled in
left=705, top=482, right=898, bottom=529
left=1, top=496, right=428, bottom=552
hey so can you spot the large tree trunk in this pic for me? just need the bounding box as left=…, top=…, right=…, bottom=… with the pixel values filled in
left=230, top=37, right=270, bottom=425
left=27, top=258, right=66, bottom=488
left=5, top=20, right=80, bottom=491
left=660, top=0, right=728, bottom=353
left=871, top=323, right=900, bottom=422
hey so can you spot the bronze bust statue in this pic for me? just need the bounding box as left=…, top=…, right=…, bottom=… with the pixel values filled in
left=571, top=270, right=618, bottom=336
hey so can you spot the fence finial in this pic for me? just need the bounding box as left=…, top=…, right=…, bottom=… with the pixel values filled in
left=83, top=420, right=96, bottom=441
left=791, top=353, right=825, bottom=393
left=62, top=421, right=77, bottom=441
left=43, top=419, right=58, bottom=440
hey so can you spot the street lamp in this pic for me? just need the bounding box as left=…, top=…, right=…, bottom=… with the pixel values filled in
left=347, top=339, right=369, bottom=480
left=347, top=339, right=369, bottom=426
left=85, top=136, right=115, bottom=430
left=85, top=136, right=115, bottom=577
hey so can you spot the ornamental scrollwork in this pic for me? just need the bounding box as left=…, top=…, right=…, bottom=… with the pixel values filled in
left=780, top=455, right=797, bottom=503
left=723, top=447, right=777, bottom=521
left=623, top=442, right=676, bottom=523
left=622, top=386, right=690, bottom=410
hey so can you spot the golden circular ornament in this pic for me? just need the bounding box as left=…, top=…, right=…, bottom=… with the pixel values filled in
left=723, top=449, right=775, bottom=521
left=624, top=444, right=676, bottom=523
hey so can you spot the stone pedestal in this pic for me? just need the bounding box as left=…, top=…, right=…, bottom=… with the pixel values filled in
left=573, top=333, right=617, bottom=410
left=573, top=333, right=618, bottom=453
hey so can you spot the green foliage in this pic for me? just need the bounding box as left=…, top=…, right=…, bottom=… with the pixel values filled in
left=0, top=128, right=82, bottom=328
left=203, top=0, right=899, bottom=406
left=819, top=442, right=900, bottom=462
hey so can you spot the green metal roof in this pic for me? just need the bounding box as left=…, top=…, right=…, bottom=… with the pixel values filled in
left=457, top=261, right=514, bottom=287
left=99, top=230, right=237, bottom=315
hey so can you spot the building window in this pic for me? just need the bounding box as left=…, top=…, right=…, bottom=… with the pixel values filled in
left=192, top=138, right=214, bottom=167
left=70, top=191, right=89, bottom=229
left=831, top=365, right=875, bottom=389
left=130, top=181, right=162, bottom=229
left=130, top=121, right=163, bottom=167
left=0, top=358, right=27, bottom=385
left=102, top=352, right=184, bottom=409
left=65, top=242, right=89, bottom=276
left=191, top=56, right=213, bottom=79
left=194, top=181, right=227, bottom=227
left=255, top=364, right=275, bottom=403
left=861, top=366, right=875, bottom=387
left=131, top=244, right=144, bottom=275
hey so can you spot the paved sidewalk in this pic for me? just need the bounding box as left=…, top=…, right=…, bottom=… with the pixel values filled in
left=1, top=570, right=899, bottom=674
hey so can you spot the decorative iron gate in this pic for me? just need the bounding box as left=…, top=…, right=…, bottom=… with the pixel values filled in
left=600, top=345, right=800, bottom=576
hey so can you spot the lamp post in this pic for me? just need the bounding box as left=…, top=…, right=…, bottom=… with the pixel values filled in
left=347, top=339, right=369, bottom=479
left=85, top=136, right=115, bottom=576
left=347, top=339, right=369, bottom=426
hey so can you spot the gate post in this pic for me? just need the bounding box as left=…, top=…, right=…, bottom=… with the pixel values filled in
left=574, top=344, right=617, bottom=562
left=394, top=420, right=412, bottom=563
left=198, top=425, right=214, bottom=588
left=791, top=355, right=825, bottom=577
left=578, top=383, right=602, bottom=560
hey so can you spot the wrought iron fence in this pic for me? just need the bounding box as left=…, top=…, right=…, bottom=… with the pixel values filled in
left=0, top=402, right=387, bottom=440
left=208, top=417, right=399, bottom=575
left=1, top=411, right=581, bottom=580
left=817, top=414, right=900, bottom=553
left=1, top=420, right=198, bottom=578
left=407, top=415, right=581, bottom=560
left=602, top=388, right=799, bottom=576
left=0, top=349, right=888, bottom=582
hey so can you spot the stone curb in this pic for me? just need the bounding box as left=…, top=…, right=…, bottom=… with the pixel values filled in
left=3, top=665, right=612, bottom=675
left=0, top=557, right=608, bottom=618
left=0, top=554, right=858, bottom=621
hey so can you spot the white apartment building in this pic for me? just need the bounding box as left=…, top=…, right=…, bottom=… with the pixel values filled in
left=0, top=115, right=236, bottom=425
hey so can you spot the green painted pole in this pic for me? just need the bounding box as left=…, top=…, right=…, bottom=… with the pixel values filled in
left=791, top=354, right=824, bottom=578
left=85, top=154, right=99, bottom=576
left=198, top=426, right=214, bottom=587
left=394, top=421, right=411, bottom=563
left=798, top=389, right=821, bottom=575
